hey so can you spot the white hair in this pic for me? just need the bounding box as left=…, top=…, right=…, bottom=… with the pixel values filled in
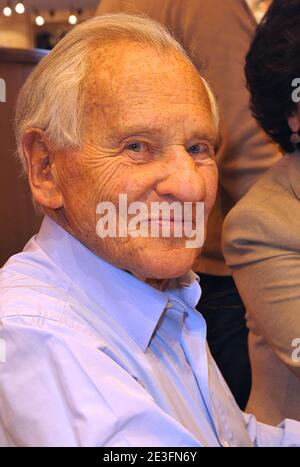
left=15, top=13, right=219, bottom=174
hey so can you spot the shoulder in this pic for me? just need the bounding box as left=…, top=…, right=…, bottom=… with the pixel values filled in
left=1, top=249, right=68, bottom=319
left=224, top=155, right=298, bottom=229
left=0, top=248, right=97, bottom=343
left=223, top=155, right=300, bottom=264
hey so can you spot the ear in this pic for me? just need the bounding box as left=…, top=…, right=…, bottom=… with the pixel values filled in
left=22, top=129, right=64, bottom=209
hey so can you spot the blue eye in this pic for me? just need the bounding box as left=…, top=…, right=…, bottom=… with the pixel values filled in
left=188, top=144, right=207, bottom=154
left=188, top=143, right=212, bottom=158
left=127, top=142, right=144, bottom=152
left=188, top=144, right=200, bottom=154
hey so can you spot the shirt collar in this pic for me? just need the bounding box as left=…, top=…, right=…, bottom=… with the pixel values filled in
left=35, top=216, right=201, bottom=352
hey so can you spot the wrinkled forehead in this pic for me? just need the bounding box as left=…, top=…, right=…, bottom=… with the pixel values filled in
left=85, top=40, right=211, bottom=111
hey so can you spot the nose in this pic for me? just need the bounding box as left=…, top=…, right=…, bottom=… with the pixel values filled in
left=155, top=147, right=206, bottom=202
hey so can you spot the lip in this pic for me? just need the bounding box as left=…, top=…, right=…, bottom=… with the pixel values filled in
left=126, top=218, right=197, bottom=235
left=146, top=218, right=186, bottom=224
left=147, top=218, right=196, bottom=229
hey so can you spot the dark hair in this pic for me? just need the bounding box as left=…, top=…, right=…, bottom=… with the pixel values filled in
left=245, top=0, right=300, bottom=153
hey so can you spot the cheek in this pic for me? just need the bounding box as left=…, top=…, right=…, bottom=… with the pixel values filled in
left=202, top=164, right=218, bottom=209
left=54, top=154, right=100, bottom=232
left=98, top=160, right=162, bottom=207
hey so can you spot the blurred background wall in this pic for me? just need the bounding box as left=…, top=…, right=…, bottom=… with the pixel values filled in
left=0, top=0, right=99, bottom=265
left=0, top=0, right=99, bottom=49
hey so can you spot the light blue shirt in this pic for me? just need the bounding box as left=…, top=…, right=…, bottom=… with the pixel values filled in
left=0, top=216, right=299, bottom=447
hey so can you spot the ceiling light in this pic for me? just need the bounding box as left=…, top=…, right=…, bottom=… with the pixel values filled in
left=35, top=15, right=45, bottom=26
left=15, top=2, right=25, bottom=14
left=68, top=14, right=77, bottom=25
left=3, top=6, right=12, bottom=16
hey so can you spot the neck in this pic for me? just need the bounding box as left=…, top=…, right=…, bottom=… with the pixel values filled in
left=145, top=278, right=169, bottom=291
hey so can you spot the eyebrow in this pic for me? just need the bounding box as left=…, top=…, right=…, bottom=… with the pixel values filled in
left=111, top=125, right=218, bottom=144
left=111, top=126, right=163, bottom=140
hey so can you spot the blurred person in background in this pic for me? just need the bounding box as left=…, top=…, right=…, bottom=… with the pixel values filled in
left=96, top=0, right=280, bottom=409
left=223, top=0, right=300, bottom=425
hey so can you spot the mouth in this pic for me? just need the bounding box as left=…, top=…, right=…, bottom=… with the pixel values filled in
left=142, top=217, right=196, bottom=231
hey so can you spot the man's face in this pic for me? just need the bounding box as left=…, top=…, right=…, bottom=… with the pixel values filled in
left=54, top=42, right=218, bottom=280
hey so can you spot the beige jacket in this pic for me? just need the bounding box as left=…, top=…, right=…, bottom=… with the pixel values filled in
left=223, top=153, right=300, bottom=424
left=96, top=0, right=281, bottom=275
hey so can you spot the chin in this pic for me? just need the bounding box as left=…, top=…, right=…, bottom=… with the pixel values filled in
left=131, top=241, right=198, bottom=280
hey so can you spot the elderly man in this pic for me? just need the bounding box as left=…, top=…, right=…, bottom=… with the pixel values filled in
left=0, top=14, right=298, bottom=447
left=96, top=0, right=281, bottom=411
